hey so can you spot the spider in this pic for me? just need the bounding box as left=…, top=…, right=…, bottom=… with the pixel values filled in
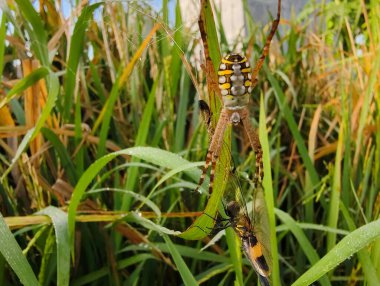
left=196, top=0, right=281, bottom=195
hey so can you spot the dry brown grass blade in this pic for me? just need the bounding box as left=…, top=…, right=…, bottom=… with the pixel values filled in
left=22, top=59, right=43, bottom=157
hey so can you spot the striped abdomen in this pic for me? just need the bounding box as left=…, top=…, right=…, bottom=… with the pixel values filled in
left=218, top=53, right=252, bottom=109
left=241, top=233, right=270, bottom=278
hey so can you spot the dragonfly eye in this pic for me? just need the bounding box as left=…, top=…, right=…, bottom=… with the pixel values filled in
left=226, top=201, right=241, bottom=217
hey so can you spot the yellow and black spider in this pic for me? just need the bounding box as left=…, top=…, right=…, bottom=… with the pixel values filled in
left=197, top=0, right=281, bottom=195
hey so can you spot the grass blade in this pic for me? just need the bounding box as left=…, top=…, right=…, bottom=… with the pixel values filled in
left=292, top=219, right=380, bottom=286
left=0, top=67, right=49, bottom=109
left=259, top=95, right=280, bottom=285
left=163, top=235, right=198, bottom=286
left=62, top=3, right=102, bottom=121
left=265, top=66, right=320, bottom=189
left=0, top=213, right=39, bottom=286
left=37, top=206, right=70, bottom=286
left=276, top=209, right=331, bottom=286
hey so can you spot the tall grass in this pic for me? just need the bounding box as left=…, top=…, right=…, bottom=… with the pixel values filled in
left=0, top=0, right=379, bottom=285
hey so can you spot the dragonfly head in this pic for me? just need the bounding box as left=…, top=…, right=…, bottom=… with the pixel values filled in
left=225, top=201, right=241, bottom=218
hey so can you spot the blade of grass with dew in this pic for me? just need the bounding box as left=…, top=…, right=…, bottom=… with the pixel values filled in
left=275, top=209, right=331, bottom=286
left=0, top=67, right=49, bottom=109
left=88, top=189, right=161, bottom=218
left=265, top=65, right=320, bottom=189
left=2, top=73, right=59, bottom=179
left=126, top=212, right=181, bottom=236
left=259, top=94, right=280, bottom=285
left=292, top=219, right=380, bottom=286
left=0, top=213, right=39, bottom=286
left=95, top=23, right=161, bottom=158
left=62, top=2, right=102, bottom=121
left=37, top=206, right=70, bottom=286
left=340, top=202, right=380, bottom=286
left=163, top=235, right=198, bottom=286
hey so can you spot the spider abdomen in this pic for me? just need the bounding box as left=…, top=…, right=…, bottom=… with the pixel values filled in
left=218, top=53, right=252, bottom=109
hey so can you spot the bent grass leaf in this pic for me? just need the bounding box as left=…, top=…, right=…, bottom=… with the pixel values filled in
left=37, top=206, right=70, bottom=286
left=292, top=219, right=380, bottom=286
left=0, top=67, right=49, bottom=109
left=68, top=147, right=224, bottom=256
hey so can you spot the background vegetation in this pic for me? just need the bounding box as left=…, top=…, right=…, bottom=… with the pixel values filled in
left=0, top=0, right=379, bottom=285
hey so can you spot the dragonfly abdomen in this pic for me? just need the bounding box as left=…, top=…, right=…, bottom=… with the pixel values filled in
left=242, top=233, right=270, bottom=277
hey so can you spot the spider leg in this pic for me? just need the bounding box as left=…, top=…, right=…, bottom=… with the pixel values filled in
left=251, top=0, right=281, bottom=89
left=206, top=110, right=229, bottom=195
left=241, top=108, right=264, bottom=187
left=195, top=150, right=213, bottom=193
left=199, top=99, right=214, bottom=136
left=196, top=109, right=229, bottom=194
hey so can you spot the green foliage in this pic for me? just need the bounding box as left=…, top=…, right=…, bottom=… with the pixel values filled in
left=0, top=0, right=379, bottom=285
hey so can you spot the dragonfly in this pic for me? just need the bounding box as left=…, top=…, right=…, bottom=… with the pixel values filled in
left=196, top=0, right=281, bottom=195
left=203, top=161, right=272, bottom=286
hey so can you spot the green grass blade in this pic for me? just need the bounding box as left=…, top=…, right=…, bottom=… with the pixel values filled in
left=174, top=66, right=190, bottom=152
left=0, top=14, right=6, bottom=74
left=37, top=207, right=70, bottom=286
left=0, top=67, right=49, bottom=109
left=203, top=0, right=221, bottom=69
left=163, top=235, right=198, bottom=286
left=0, top=213, right=39, bottom=286
left=265, top=65, right=320, bottom=189
left=62, top=3, right=102, bottom=121
left=14, top=0, right=48, bottom=66
left=292, top=219, right=380, bottom=286
left=275, top=209, right=330, bottom=286
left=225, top=229, right=243, bottom=286
left=340, top=202, right=380, bottom=286
left=122, top=75, right=160, bottom=210
left=259, top=95, right=280, bottom=285
left=326, top=124, right=344, bottom=252
left=40, top=127, right=78, bottom=185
